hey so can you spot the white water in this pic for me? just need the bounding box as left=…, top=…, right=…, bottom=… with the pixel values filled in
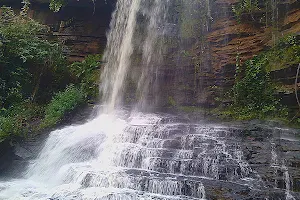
left=0, top=110, right=265, bottom=200
left=101, top=0, right=170, bottom=112
left=0, top=112, right=206, bottom=199
left=101, top=0, right=141, bottom=112
left=134, top=0, right=169, bottom=110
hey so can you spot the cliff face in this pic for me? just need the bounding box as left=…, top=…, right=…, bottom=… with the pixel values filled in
left=208, top=0, right=300, bottom=79
left=159, top=0, right=300, bottom=109
left=2, top=0, right=299, bottom=109
left=42, top=0, right=114, bottom=62
left=208, top=0, right=300, bottom=105
left=1, top=0, right=115, bottom=62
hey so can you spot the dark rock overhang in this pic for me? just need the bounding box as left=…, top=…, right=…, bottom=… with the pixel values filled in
left=0, top=0, right=117, bottom=10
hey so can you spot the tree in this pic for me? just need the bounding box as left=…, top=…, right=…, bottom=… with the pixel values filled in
left=0, top=3, right=66, bottom=107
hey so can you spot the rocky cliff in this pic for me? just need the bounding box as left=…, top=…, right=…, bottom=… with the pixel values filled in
left=0, top=0, right=115, bottom=62
left=155, top=0, right=300, bottom=110
left=206, top=0, right=300, bottom=108
left=2, top=0, right=299, bottom=109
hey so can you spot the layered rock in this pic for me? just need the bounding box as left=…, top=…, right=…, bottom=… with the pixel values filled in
left=161, top=0, right=300, bottom=108
left=204, top=0, right=300, bottom=107
left=1, top=0, right=299, bottom=109
left=0, top=0, right=115, bottom=62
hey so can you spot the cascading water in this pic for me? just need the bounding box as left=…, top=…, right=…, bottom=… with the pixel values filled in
left=100, top=0, right=141, bottom=112
left=0, top=110, right=270, bottom=200
left=0, top=0, right=299, bottom=200
left=270, top=136, right=296, bottom=200
left=135, top=0, right=169, bottom=110
left=101, top=0, right=169, bottom=112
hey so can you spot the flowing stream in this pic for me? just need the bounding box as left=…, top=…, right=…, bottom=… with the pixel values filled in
left=0, top=0, right=299, bottom=199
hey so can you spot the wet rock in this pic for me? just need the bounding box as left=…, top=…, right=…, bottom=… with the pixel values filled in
left=0, top=141, right=15, bottom=176
left=14, top=144, right=34, bottom=160
left=240, top=124, right=300, bottom=195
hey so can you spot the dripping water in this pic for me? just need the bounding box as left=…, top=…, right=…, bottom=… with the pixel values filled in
left=270, top=135, right=295, bottom=200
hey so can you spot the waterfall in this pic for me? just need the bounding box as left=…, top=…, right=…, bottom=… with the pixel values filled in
left=100, top=0, right=141, bottom=112
left=0, top=0, right=299, bottom=199
left=101, top=0, right=170, bottom=112
left=135, top=0, right=169, bottom=111
left=101, top=0, right=213, bottom=112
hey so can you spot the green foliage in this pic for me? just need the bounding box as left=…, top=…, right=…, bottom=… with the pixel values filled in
left=0, top=6, right=64, bottom=64
left=232, top=55, right=288, bottom=119
left=222, top=35, right=300, bottom=120
left=68, top=54, right=101, bottom=100
left=0, top=102, right=44, bottom=142
left=232, top=0, right=260, bottom=22
left=215, top=34, right=300, bottom=121
left=49, top=0, right=96, bottom=12
left=0, top=116, right=21, bottom=142
left=178, top=106, right=208, bottom=114
left=0, top=5, right=66, bottom=107
left=277, top=35, right=300, bottom=47
left=264, top=35, right=300, bottom=71
left=41, top=85, right=84, bottom=129
left=234, top=57, right=272, bottom=107
left=0, top=4, right=78, bottom=143
left=49, top=0, right=67, bottom=12
left=0, top=4, right=102, bottom=143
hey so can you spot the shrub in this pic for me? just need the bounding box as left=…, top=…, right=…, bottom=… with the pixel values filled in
left=0, top=5, right=66, bottom=107
left=49, top=0, right=96, bottom=12
left=229, top=46, right=293, bottom=120
left=233, top=55, right=287, bottom=119
left=234, top=56, right=274, bottom=108
left=41, top=85, right=84, bottom=128
left=222, top=34, right=300, bottom=121
left=49, top=0, right=67, bottom=12
left=0, top=102, right=44, bottom=142
left=0, top=116, right=21, bottom=143
left=68, top=54, right=102, bottom=101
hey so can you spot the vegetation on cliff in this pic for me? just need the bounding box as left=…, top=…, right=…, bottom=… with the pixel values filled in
left=215, top=34, right=300, bottom=124
left=40, top=85, right=84, bottom=129
left=49, top=0, right=96, bottom=12
left=232, top=0, right=260, bottom=22
left=49, top=0, right=67, bottom=12
left=69, top=54, right=102, bottom=100
left=0, top=3, right=101, bottom=144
